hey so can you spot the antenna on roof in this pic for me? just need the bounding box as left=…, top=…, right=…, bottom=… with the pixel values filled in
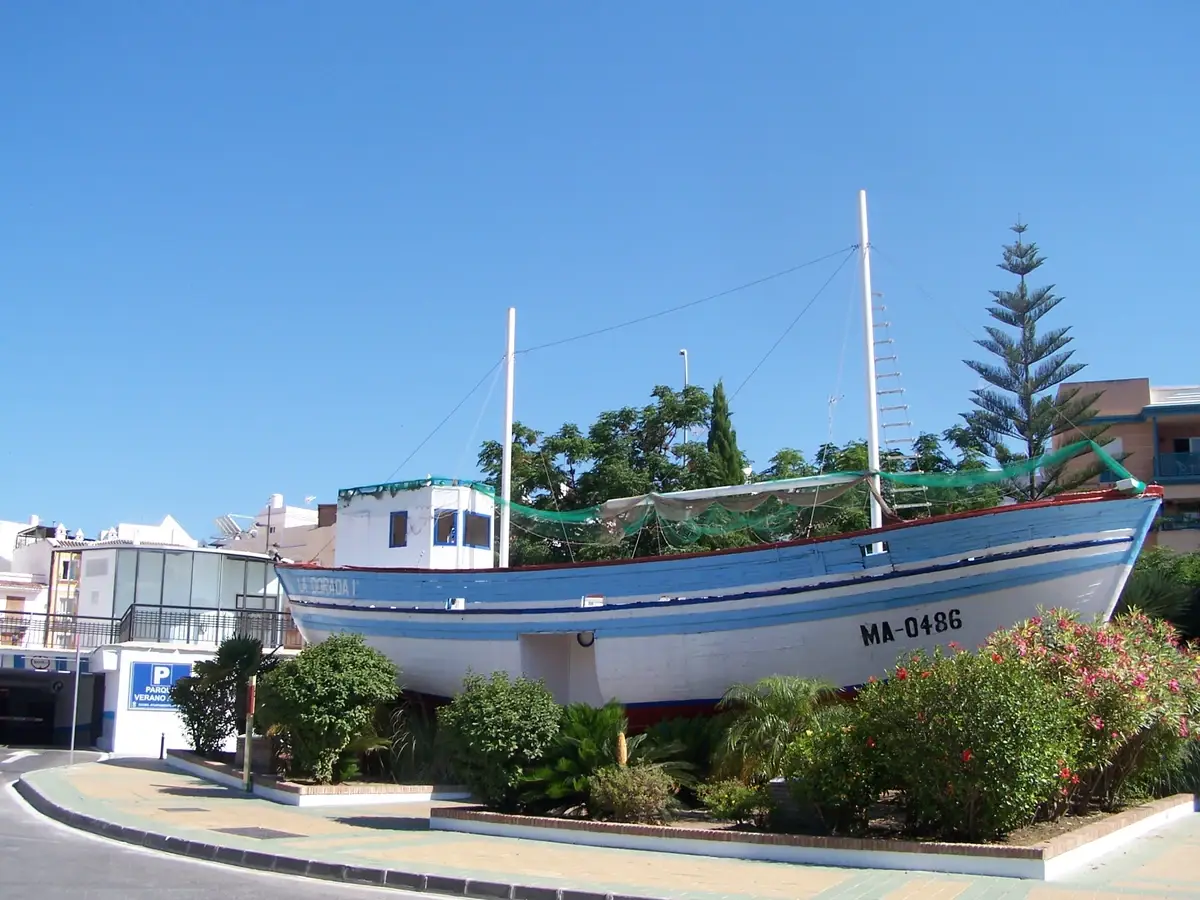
left=214, top=515, right=243, bottom=537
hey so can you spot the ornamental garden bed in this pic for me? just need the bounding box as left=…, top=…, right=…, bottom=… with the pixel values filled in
left=429, top=793, right=1198, bottom=880
left=166, top=749, right=471, bottom=807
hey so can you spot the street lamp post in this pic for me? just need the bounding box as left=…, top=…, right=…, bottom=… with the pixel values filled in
left=679, top=349, right=690, bottom=445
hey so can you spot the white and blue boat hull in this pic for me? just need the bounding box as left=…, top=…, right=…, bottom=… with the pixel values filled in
left=276, top=491, right=1161, bottom=708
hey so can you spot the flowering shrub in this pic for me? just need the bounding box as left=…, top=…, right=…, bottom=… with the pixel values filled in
left=785, top=702, right=882, bottom=835
left=985, top=608, right=1200, bottom=809
left=854, top=646, right=1079, bottom=841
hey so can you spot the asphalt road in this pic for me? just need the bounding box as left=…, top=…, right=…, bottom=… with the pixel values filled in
left=0, top=749, right=418, bottom=899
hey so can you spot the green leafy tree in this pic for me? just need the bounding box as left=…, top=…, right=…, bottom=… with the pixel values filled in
left=257, top=634, right=399, bottom=784
left=169, top=665, right=236, bottom=758
left=479, top=386, right=717, bottom=564
left=962, top=223, right=1104, bottom=499
left=705, top=380, right=744, bottom=486
left=437, top=671, right=563, bottom=811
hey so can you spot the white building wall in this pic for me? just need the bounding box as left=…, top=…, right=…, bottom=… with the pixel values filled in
left=222, top=521, right=334, bottom=566
left=11, top=541, right=52, bottom=581
left=0, top=574, right=49, bottom=623
left=0, top=520, right=29, bottom=572
left=109, top=515, right=198, bottom=548
left=95, top=644, right=236, bottom=757
left=77, top=548, right=117, bottom=619
left=334, top=484, right=495, bottom=570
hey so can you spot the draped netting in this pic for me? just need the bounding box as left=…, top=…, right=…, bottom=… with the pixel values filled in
left=494, top=440, right=1141, bottom=548
left=337, top=441, right=1140, bottom=550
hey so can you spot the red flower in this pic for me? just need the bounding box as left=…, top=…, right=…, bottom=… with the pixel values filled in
left=991, top=652, right=1004, bottom=664
left=867, top=736, right=876, bottom=748
left=896, top=667, right=908, bottom=680
left=921, top=670, right=931, bottom=679
left=961, top=749, right=973, bottom=762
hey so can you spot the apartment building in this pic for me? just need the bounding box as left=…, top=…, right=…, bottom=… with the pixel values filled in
left=1054, top=378, right=1200, bottom=551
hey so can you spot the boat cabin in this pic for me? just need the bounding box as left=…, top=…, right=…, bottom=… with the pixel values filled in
left=334, top=477, right=495, bottom=570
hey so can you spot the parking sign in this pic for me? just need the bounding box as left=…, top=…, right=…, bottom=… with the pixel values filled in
left=128, top=662, right=193, bottom=710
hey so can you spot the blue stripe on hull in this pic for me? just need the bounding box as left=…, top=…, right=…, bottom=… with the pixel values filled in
left=292, top=543, right=1129, bottom=640
left=291, top=535, right=1129, bottom=620
left=279, top=496, right=1156, bottom=613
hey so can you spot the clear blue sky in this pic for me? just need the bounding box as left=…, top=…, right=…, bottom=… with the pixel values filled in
left=2, top=3, right=1196, bottom=542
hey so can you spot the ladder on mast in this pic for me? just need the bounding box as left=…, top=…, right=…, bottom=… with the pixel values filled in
left=872, top=295, right=932, bottom=520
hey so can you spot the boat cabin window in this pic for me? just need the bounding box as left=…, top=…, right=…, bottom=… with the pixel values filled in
left=389, top=511, right=408, bottom=548
left=434, top=510, right=458, bottom=546
left=463, top=512, right=491, bottom=549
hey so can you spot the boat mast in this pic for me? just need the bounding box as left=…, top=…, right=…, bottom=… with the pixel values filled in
left=858, top=190, right=884, bottom=532
left=499, top=307, right=516, bottom=568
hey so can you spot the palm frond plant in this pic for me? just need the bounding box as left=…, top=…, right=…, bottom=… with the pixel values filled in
left=1114, top=568, right=1194, bottom=625
left=520, top=700, right=695, bottom=815
left=714, top=675, right=836, bottom=784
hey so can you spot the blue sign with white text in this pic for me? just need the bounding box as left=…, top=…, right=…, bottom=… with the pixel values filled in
left=128, top=662, right=193, bottom=710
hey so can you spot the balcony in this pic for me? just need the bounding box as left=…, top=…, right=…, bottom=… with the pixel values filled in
left=0, top=612, right=120, bottom=651
left=1155, top=452, right=1200, bottom=483
left=0, top=607, right=303, bottom=652
left=117, top=604, right=304, bottom=650
left=1158, top=513, right=1200, bottom=531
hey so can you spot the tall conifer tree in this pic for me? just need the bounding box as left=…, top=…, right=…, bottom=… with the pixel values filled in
left=962, top=223, right=1102, bottom=499
left=706, top=380, right=744, bottom=486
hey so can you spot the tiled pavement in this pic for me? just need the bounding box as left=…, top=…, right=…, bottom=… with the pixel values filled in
left=14, top=760, right=1200, bottom=900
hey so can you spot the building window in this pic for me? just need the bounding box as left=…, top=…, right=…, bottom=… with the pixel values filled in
left=463, top=512, right=491, bottom=549
left=389, top=511, right=408, bottom=548
left=433, top=510, right=458, bottom=546
left=2, top=596, right=27, bottom=646
left=59, top=557, right=79, bottom=582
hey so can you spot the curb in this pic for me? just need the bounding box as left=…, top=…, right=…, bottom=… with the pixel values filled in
left=14, top=775, right=657, bottom=900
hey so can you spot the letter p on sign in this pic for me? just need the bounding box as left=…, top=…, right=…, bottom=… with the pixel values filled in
left=152, top=665, right=172, bottom=685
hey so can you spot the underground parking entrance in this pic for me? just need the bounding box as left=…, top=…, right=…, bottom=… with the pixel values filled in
left=0, top=668, right=103, bottom=748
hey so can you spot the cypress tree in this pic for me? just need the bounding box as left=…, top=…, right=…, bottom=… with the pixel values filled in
left=962, top=222, right=1103, bottom=499
left=707, top=380, right=744, bottom=486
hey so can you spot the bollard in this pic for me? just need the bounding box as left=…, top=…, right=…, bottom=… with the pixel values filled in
left=159, top=733, right=165, bottom=760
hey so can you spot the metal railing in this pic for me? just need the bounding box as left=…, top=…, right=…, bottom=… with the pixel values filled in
left=117, top=604, right=304, bottom=649
left=0, top=611, right=121, bottom=651
left=1156, top=452, right=1200, bottom=481
left=1, top=607, right=303, bottom=651
left=1158, top=514, right=1200, bottom=532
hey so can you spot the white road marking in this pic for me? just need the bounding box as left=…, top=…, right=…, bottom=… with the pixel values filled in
left=0, top=751, right=38, bottom=766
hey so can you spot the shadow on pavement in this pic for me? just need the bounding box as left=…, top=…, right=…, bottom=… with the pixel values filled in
left=332, top=815, right=429, bottom=832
